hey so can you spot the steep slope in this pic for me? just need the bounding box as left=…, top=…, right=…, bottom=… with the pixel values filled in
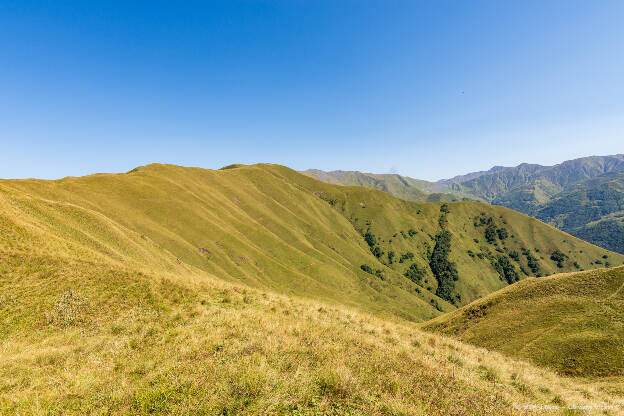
left=536, top=172, right=624, bottom=253
left=4, top=252, right=621, bottom=414
left=309, top=155, right=624, bottom=254
left=450, top=155, right=624, bottom=253
left=2, top=163, right=624, bottom=413
left=2, top=163, right=621, bottom=316
left=423, top=266, right=624, bottom=378
left=0, top=164, right=445, bottom=321
left=448, top=155, right=624, bottom=202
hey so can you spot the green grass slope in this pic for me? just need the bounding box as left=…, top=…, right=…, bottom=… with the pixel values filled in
left=2, top=163, right=624, bottom=414
left=2, top=163, right=621, bottom=316
left=1, top=164, right=445, bottom=322
left=423, top=266, right=624, bottom=378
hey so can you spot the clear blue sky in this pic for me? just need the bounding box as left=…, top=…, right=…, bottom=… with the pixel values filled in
left=1, top=0, right=623, bottom=180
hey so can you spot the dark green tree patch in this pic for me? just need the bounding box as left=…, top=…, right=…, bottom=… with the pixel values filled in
left=520, top=248, right=541, bottom=274
left=360, top=264, right=383, bottom=280
left=485, top=224, right=498, bottom=244
left=370, top=246, right=384, bottom=259
left=398, top=252, right=414, bottom=263
left=429, top=230, right=459, bottom=304
left=363, top=231, right=376, bottom=248
left=360, top=264, right=373, bottom=274
left=404, top=263, right=426, bottom=284
left=492, top=255, right=519, bottom=284
left=550, top=249, right=567, bottom=268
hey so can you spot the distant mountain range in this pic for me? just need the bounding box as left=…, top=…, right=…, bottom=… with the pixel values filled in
left=303, top=154, right=624, bottom=253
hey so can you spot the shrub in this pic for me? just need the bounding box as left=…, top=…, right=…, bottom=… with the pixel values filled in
left=363, top=231, right=376, bottom=247
left=523, top=251, right=540, bottom=274
left=398, top=252, right=415, bottom=263
left=387, top=250, right=395, bottom=264
left=485, top=224, right=497, bottom=244
left=361, top=264, right=384, bottom=280
left=493, top=255, right=519, bottom=284
left=550, top=249, right=567, bottom=268
left=360, top=264, right=373, bottom=274
left=404, top=263, right=426, bottom=284
left=370, top=246, right=383, bottom=258
left=496, top=227, right=508, bottom=240
left=408, top=228, right=417, bottom=237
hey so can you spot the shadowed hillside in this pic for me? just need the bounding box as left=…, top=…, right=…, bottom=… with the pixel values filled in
left=423, top=266, right=624, bottom=378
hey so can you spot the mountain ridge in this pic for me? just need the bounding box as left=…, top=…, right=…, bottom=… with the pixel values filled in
left=305, top=154, right=624, bottom=253
left=3, top=162, right=624, bottom=414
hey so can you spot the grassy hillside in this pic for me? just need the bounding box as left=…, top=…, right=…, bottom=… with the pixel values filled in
left=448, top=155, right=624, bottom=253
left=423, top=266, right=624, bottom=378
left=536, top=172, right=624, bottom=254
left=2, top=163, right=624, bottom=413
left=307, top=155, right=624, bottom=254
left=4, top=252, right=623, bottom=414
left=2, top=163, right=621, bottom=317
left=0, top=164, right=448, bottom=321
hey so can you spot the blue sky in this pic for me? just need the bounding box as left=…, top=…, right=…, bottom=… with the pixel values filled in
left=1, top=0, right=623, bottom=181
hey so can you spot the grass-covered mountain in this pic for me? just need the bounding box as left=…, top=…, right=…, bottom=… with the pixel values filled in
left=448, top=154, right=624, bottom=254
left=423, top=266, right=624, bottom=379
left=535, top=172, right=624, bottom=254
left=2, top=163, right=623, bottom=414
left=306, top=154, right=624, bottom=254
left=3, top=163, right=619, bottom=315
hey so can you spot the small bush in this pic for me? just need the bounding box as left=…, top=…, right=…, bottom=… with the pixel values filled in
left=404, top=263, right=426, bottom=283
left=399, top=252, right=414, bottom=263
left=477, top=365, right=499, bottom=382
left=363, top=231, right=376, bottom=247
left=550, top=249, right=567, bottom=268
left=360, top=264, right=373, bottom=274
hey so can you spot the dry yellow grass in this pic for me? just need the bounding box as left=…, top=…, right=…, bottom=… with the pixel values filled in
left=1, top=252, right=623, bottom=415
left=1, top=163, right=623, bottom=414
